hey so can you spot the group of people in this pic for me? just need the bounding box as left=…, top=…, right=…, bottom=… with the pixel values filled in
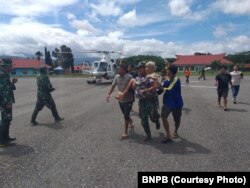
left=215, top=65, right=243, bottom=111
left=184, top=67, right=206, bottom=84
left=0, top=58, right=63, bottom=147
left=1, top=57, right=244, bottom=147
left=107, top=61, right=183, bottom=143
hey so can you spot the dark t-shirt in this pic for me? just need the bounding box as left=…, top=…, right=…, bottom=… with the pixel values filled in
left=215, top=73, right=232, bottom=90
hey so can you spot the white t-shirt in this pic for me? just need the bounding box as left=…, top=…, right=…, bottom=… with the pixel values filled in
left=230, top=71, right=242, bottom=86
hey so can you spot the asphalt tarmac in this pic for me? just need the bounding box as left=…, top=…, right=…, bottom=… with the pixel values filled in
left=0, top=76, right=249, bottom=188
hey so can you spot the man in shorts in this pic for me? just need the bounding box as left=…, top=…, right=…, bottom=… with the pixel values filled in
left=215, top=66, right=232, bottom=111
left=106, top=64, right=133, bottom=139
left=161, top=65, right=183, bottom=143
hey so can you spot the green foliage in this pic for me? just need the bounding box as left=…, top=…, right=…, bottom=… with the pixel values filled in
left=210, top=60, right=221, bottom=71
left=35, top=51, right=43, bottom=61
left=52, top=45, right=74, bottom=73
left=44, top=47, right=53, bottom=68
left=226, top=51, right=250, bottom=64
left=120, top=55, right=166, bottom=72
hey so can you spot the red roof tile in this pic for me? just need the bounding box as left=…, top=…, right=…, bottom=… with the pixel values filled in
left=172, top=53, right=233, bottom=66
left=74, top=65, right=83, bottom=70
left=12, top=58, right=50, bottom=69
left=245, top=64, right=250, bottom=68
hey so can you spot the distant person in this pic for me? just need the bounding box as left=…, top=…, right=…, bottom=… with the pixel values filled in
left=198, top=68, right=206, bottom=80
left=0, top=58, right=17, bottom=147
left=184, top=67, right=191, bottom=84
left=215, top=66, right=232, bottom=111
left=128, top=64, right=138, bottom=79
left=31, top=67, right=64, bottom=125
left=160, top=65, right=183, bottom=143
left=106, top=64, right=134, bottom=139
left=230, top=65, right=243, bottom=104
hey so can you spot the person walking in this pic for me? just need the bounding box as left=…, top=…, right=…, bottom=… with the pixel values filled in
left=31, top=67, right=64, bottom=125
left=198, top=68, right=206, bottom=80
left=215, top=66, right=232, bottom=111
left=184, top=67, right=191, bottom=84
left=0, top=58, right=17, bottom=147
left=160, top=65, right=183, bottom=143
left=230, top=65, right=243, bottom=104
left=119, top=61, right=160, bottom=141
left=106, top=64, right=134, bottom=139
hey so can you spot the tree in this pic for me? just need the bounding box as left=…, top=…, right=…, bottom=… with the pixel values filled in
left=210, top=60, right=221, bottom=71
left=52, top=45, right=75, bottom=73
left=44, top=47, right=53, bottom=68
left=35, top=51, right=43, bottom=61
left=121, top=55, right=165, bottom=72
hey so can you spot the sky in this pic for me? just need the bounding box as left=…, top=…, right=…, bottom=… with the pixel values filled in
left=0, top=0, right=250, bottom=59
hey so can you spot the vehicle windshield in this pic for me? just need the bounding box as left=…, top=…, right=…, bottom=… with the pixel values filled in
left=97, top=62, right=108, bottom=72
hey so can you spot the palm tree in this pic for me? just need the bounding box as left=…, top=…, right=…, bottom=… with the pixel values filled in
left=35, top=51, right=43, bottom=61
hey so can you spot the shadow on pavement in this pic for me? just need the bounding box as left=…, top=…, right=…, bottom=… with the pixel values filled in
left=227, top=108, right=248, bottom=112
left=128, top=129, right=211, bottom=155
left=236, top=101, right=250, bottom=105
left=0, top=144, right=34, bottom=157
left=182, top=107, right=192, bottom=115
left=33, top=122, right=64, bottom=130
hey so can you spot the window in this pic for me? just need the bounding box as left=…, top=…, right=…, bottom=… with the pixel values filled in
left=11, top=70, right=16, bottom=75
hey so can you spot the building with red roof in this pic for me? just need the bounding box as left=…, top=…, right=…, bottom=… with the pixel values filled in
left=172, top=53, right=233, bottom=72
left=11, top=58, right=50, bottom=76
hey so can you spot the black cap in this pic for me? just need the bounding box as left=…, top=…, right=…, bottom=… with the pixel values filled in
left=168, top=65, right=178, bottom=74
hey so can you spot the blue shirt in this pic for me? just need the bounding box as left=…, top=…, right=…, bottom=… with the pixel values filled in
left=162, top=76, right=183, bottom=108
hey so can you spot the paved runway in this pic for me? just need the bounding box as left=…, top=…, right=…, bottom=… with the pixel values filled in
left=1, top=76, right=250, bottom=188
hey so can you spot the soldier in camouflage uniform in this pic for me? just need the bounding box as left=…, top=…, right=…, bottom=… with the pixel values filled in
left=31, top=67, right=64, bottom=125
left=0, top=58, right=17, bottom=147
left=119, top=61, right=160, bottom=141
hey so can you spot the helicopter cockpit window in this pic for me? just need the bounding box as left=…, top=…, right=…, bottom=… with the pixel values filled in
left=98, top=62, right=108, bottom=72
left=113, top=64, right=117, bottom=70
left=108, top=64, right=111, bottom=71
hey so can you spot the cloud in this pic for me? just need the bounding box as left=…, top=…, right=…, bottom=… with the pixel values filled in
left=67, top=14, right=100, bottom=34
left=118, top=9, right=169, bottom=28
left=117, top=9, right=137, bottom=27
left=213, top=24, right=236, bottom=38
left=212, top=0, right=250, bottom=15
left=90, top=1, right=122, bottom=17
left=0, top=0, right=79, bottom=17
left=168, top=0, right=204, bottom=21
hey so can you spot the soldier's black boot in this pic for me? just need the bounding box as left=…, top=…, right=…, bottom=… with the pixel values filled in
left=5, top=124, right=16, bottom=142
left=142, top=123, right=152, bottom=141
left=31, top=109, right=39, bottom=126
left=155, top=120, right=160, bottom=130
left=51, top=107, right=64, bottom=122
left=0, top=126, right=10, bottom=147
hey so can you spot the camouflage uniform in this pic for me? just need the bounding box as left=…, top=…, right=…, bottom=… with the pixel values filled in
left=0, top=59, right=15, bottom=145
left=31, top=67, right=62, bottom=124
left=135, top=75, right=160, bottom=139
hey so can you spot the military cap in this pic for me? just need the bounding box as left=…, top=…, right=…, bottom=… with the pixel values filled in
left=0, top=58, right=12, bottom=67
left=136, top=61, right=146, bottom=68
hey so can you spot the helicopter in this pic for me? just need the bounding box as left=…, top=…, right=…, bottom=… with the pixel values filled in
left=54, top=50, right=121, bottom=84
left=83, top=51, right=121, bottom=84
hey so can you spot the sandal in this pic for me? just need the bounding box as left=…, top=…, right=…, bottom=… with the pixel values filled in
left=121, top=134, right=129, bottom=139
left=172, top=133, right=179, bottom=139
left=161, top=138, right=172, bottom=144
